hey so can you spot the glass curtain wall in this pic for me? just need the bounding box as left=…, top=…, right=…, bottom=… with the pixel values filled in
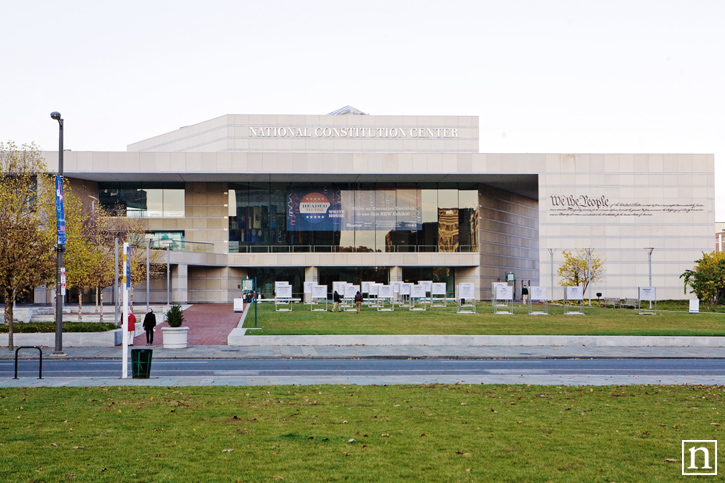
left=228, top=183, right=478, bottom=253
left=98, top=182, right=185, bottom=218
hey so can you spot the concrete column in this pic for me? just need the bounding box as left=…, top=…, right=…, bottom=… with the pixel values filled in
left=304, top=266, right=318, bottom=303
left=455, top=266, right=481, bottom=300
left=172, top=264, right=188, bottom=304
left=389, top=266, right=403, bottom=283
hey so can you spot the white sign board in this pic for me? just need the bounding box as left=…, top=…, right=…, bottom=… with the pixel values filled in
left=368, top=283, right=379, bottom=296
left=392, top=281, right=402, bottom=293
left=411, top=284, right=426, bottom=298
left=233, top=298, right=244, bottom=312
left=304, top=281, right=314, bottom=293
left=378, top=285, right=393, bottom=297
left=431, top=282, right=447, bottom=295
left=566, top=286, right=583, bottom=300
left=400, top=283, right=412, bottom=295
left=333, top=281, right=346, bottom=295
left=529, top=286, right=547, bottom=301
left=312, top=285, right=327, bottom=299
left=495, top=285, right=513, bottom=300
left=276, top=285, right=292, bottom=298
left=458, top=283, right=475, bottom=299
left=275, top=281, right=290, bottom=289
left=638, top=287, right=656, bottom=301
left=345, top=284, right=360, bottom=298
left=689, top=299, right=700, bottom=314
left=361, top=281, right=372, bottom=294
left=419, top=280, right=433, bottom=292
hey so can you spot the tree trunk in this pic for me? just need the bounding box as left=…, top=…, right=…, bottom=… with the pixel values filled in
left=77, top=287, right=83, bottom=322
left=98, top=287, right=104, bottom=323
left=4, top=290, right=14, bottom=350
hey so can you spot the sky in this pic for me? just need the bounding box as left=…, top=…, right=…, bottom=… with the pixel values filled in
left=2, top=0, right=723, bottom=218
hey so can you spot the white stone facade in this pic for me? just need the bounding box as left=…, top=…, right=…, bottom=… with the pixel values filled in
left=41, top=111, right=713, bottom=303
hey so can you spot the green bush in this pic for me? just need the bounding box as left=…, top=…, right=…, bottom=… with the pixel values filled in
left=165, top=305, right=184, bottom=327
left=0, top=322, right=119, bottom=333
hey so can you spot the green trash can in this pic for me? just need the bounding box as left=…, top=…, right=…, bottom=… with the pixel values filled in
left=131, top=349, right=153, bottom=378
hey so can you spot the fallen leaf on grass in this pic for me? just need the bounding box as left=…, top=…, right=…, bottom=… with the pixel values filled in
left=420, top=433, right=427, bottom=437
left=73, top=446, right=84, bottom=450
left=381, top=433, right=390, bottom=437
left=273, top=476, right=284, bottom=480
left=664, top=458, right=678, bottom=463
left=348, top=439, right=355, bottom=443
left=223, top=449, right=233, bottom=453
left=99, top=468, right=107, bottom=473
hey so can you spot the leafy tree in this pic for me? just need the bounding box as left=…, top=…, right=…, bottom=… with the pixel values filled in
left=557, top=248, right=606, bottom=296
left=0, top=142, right=56, bottom=349
left=63, top=187, right=103, bottom=321
left=680, top=251, right=725, bottom=306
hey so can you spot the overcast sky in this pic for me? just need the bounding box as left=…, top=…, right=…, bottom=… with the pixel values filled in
left=2, top=0, right=723, bottom=218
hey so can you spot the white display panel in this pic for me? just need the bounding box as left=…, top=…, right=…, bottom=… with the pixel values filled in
left=276, top=285, right=292, bottom=298
left=496, top=285, right=513, bottom=300
left=368, top=283, right=379, bottom=296
left=345, top=284, right=360, bottom=298
left=529, top=286, right=547, bottom=301
left=400, top=283, right=412, bottom=295
left=312, top=285, right=327, bottom=298
left=639, top=287, right=656, bottom=301
left=431, top=282, right=447, bottom=295
left=411, top=284, right=426, bottom=298
left=419, top=280, right=433, bottom=292
left=378, top=285, right=393, bottom=297
left=458, top=283, right=475, bottom=299
left=304, top=281, right=314, bottom=293
left=361, top=281, right=372, bottom=293
left=566, top=286, right=583, bottom=300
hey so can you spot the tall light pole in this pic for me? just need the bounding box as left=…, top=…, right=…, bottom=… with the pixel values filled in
left=586, top=248, right=592, bottom=306
left=645, top=247, right=654, bottom=308
left=50, top=111, right=65, bottom=355
left=548, top=248, right=555, bottom=303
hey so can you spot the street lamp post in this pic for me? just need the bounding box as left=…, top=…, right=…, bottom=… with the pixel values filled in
left=645, top=247, right=654, bottom=308
left=50, top=111, right=64, bottom=355
left=548, top=248, right=555, bottom=303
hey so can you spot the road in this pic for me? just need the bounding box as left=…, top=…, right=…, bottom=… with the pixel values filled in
left=6, top=358, right=725, bottom=379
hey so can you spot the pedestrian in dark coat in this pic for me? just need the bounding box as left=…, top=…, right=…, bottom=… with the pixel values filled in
left=143, top=309, right=157, bottom=346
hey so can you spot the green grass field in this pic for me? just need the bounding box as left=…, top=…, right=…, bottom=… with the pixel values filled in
left=1, top=384, right=722, bottom=482
left=244, top=301, right=725, bottom=337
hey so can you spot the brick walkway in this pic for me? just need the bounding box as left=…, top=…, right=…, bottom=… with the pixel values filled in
left=134, top=304, right=242, bottom=347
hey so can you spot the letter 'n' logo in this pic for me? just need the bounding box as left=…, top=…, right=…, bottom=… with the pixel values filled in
left=682, top=440, right=717, bottom=475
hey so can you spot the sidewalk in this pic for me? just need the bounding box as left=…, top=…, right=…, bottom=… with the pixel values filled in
left=3, top=343, right=725, bottom=360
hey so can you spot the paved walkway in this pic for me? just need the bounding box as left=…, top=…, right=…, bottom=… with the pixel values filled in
left=133, top=304, right=241, bottom=347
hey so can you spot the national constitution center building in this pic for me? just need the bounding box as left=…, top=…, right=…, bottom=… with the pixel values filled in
left=42, top=107, right=713, bottom=303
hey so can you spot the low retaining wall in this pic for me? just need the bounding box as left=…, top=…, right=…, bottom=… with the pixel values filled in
left=227, top=332, right=725, bottom=348
left=0, top=329, right=123, bottom=348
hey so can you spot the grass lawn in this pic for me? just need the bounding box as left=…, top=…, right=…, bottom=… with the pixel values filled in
left=243, top=301, right=725, bottom=337
left=1, top=384, right=722, bottom=482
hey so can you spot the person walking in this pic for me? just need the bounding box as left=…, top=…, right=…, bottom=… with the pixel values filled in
left=354, top=290, right=363, bottom=314
left=143, top=308, right=157, bottom=345
left=127, top=311, right=136, bottom=346
left=522, top=284, right=529, bottom=304
left=333, top=290, right=341, bottom=312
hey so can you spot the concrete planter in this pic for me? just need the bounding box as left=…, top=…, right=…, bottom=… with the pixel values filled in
left=161, top=326, right=189, bottom=349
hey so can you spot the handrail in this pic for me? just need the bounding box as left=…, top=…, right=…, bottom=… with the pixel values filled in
left=14, top=346, right=43, bottom=379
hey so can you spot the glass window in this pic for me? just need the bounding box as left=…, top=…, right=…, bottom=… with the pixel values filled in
left=98, top=183, right=185, bottom=218
left=228, top=183, right=479, bottom=253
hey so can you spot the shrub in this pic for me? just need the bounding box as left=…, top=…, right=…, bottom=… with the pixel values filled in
left=166, top=305, right=184, bottom=327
